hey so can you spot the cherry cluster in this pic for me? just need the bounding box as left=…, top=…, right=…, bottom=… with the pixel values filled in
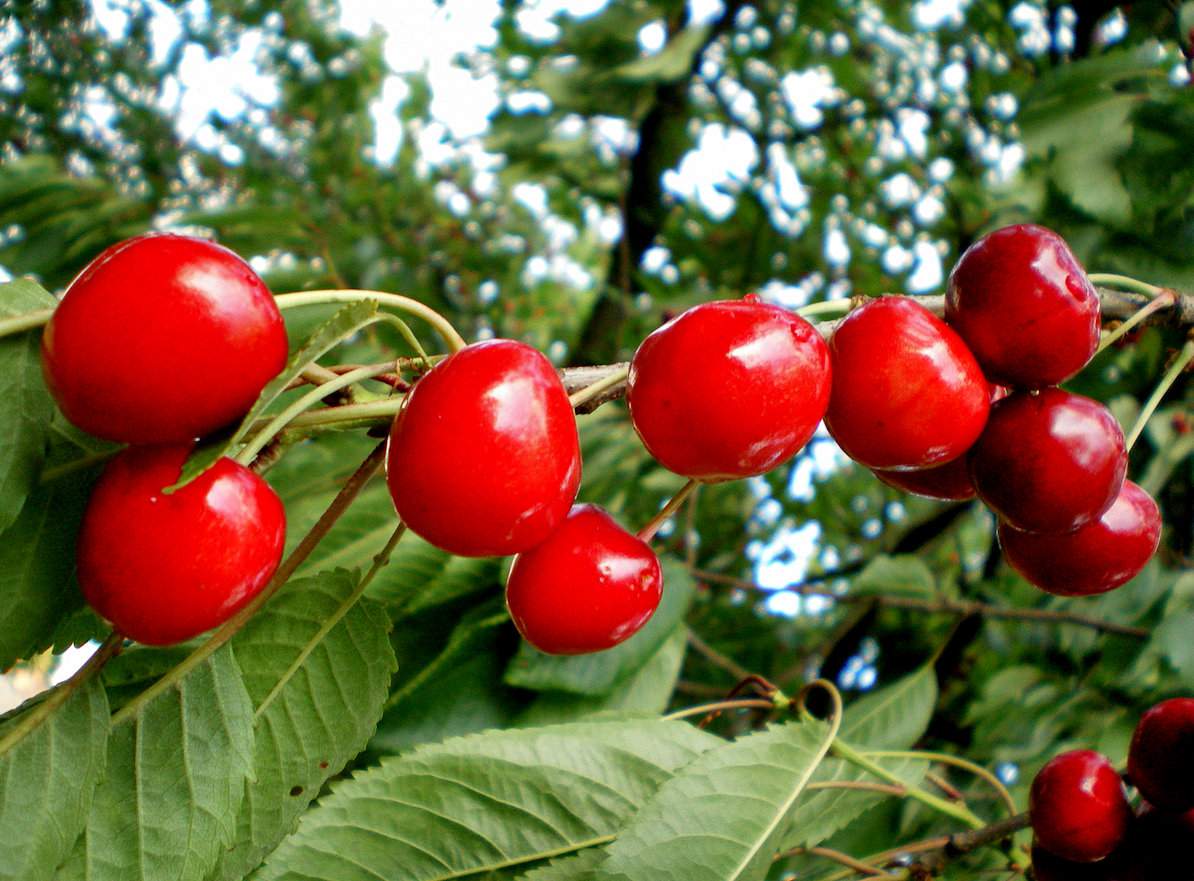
left=1028, top=698, right=1194, bottom=879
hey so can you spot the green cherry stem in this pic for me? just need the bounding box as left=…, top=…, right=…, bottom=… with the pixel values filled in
left=0, top=307, right=54, bottom=339
left=0, top=630, right=124, bottom=759
left=662, top=698, right=779, bottom=721
left=796, top=299, right=854, bottom=318
left=567, top=364, right=629, bottom=409
left=864, top=749, right=1017, bottom=817
left=637, top=478, right=700, bottom=542
left=1087, top=273, right=1165, bottom=298
left=1125, top=338, right=1194, bottom=452
left=274, top=289, right=468, bottom=353
left=1096, top=289, right=1178, bottom=354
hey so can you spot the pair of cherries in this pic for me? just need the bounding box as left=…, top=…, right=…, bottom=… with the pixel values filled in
left=1028, top=698, right=1194, bottom=878
left=826, top=224, right=1159, bottom=598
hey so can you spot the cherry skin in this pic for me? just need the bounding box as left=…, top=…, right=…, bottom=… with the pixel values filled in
left=626, top=296, right=831, bottom=481
left=872, top=458, right=976, bottom=501
left=999, top=480, right=1160, bottom=596
left=970, top=388, right=1126, bottom=534
left=946, top=223, right=1100, bottom=388
left=824, top=296, right=989, bottom=470
left=42, top=233, right=289, bottom=443
left=505, top=504, right=662, bottom=655
left=1128, top=698, right=1194, bottom=813
left=77, top=444, right=286, bottom=646
left=386, top=339, right=581, bottom=557
left=1030, top=750, right=1132, bottom=863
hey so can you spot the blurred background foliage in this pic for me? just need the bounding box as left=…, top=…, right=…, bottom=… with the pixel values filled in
left=1, top=0, right=1192, bottom=874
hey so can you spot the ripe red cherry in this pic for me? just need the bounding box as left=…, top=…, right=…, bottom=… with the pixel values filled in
left=824, top=297, right=989, bottom=470
left=873, top=458, right=976, bottom=501
left=77, top=444, right=286, bottom=646
left=1030, top=750, right=1132, bottom=863
left=970, top=388, right=1126, bottom=533
left=41, top=233, right=289, bottom=443
left=626, top=296, right=830, bottom=481
left=1128, top=698, right=1194, bottom=813
left=946, top=224, right=1100, bottom=388
left=505, top=504, right=662, bottom=655
left=999, top=481, right=1160, bottom=596
left=386, top=339, right=581, bottom=557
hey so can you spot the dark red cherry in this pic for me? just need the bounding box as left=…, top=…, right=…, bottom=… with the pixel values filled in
left=42, top=233, right=289, bottom=443
left=1030, top=750, right=1132, bottom=863
left=626, top=296, right=831, bottom=481
left=946, top=224, right=1100, bottom=387
left=824, top=297, right=989, bottom=470
left=386, top=339, right=581, bottom=557
left=970, top=388, right=1126, bottom=533
left=505, top=504, right=662, bottom=655
left=873, top=458, right=976, bottom=501
left=999, top=481, right=1160, bottom=596
left=77, top=445, right=286, bottom=646
left=1129, top=698, right=1194, bottom=813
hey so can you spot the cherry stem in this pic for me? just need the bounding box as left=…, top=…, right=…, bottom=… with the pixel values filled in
left=662, top=697, right=779, bottom=721
left=1096, top=289, right=1178, bottom=354
left=111, top=442, right=387, bottom=727
left=567, top=364, right=629, bottom=409
left=0, top=630, right=124, bottom=759
left=1087, top=272, right=1165, bottom=298
left=796, top=299, right=853, bottom=318
left=274, top=289, right=468, bottom=353
left=637, top=478, right=700, bottom=543
left=0, top=307, right=54, bottom=338
left=1125, top=338, right=1194, bottom=452
left=863, top=749, right=1017, bottom=817
left=783, top=846, right=901, bottom=878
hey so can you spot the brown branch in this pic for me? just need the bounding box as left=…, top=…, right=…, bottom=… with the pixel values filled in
left=686, top=629, right=754, bottom=682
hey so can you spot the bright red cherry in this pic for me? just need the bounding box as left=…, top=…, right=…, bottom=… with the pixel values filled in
left=1128, top=698, right=1194, bottom=813
left=999, top=481, right=1160, bottom=596
left=1030, top=750, right=1132, bottom=863
left=77, top=444, right=286, bottom=646
left=505, top=504, right=662, bottom=655
left=386, top=339, right=581, bottom=557
left=824, top=297, right=989, bottom=470
left=42, top=233, right=289, bottom=443
left=872, top=458, right=976, bottom=501
left=946, top=224, right=1100, bottom=388
left=970, top=388, right=1126, bottom=533
left=626, top=296, right=830, bottom=481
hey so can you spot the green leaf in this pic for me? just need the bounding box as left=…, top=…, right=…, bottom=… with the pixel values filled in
left=254, top=717, right=721, bottom=881
left=0, top=678, right=109, bottom=881
left=840, top=665, right=938, bottom=750
left=851, top=555, right=936, bottom=600
left=0, top=278, right=56, bottom=531
left=504, top=557, right=694, bottom=696
left=516, top=849, right=607, bottom=880
left=58, top=645, right=255, bottom=881
left=613, top=26, right=710, bottom=83
left=211, top=570, right=397, bottom=880
left=169, top=300, right=381, bottom=491
left=592, top=720, right=835, bottom=881
left=0, top=478, right=93, bottom=670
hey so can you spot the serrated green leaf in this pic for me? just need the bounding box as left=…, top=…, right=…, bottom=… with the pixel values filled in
left=0, top=278, right=56, bottom=531
left=255, top=717, right=721, bottom=881
left=505, top=557, right=694, bottom=696
left=211, top=570, right=397, bottom=880
left=516, top=849, right=607, bottom=881
left=170, top=300, right=380, bottom=491
left=0, top=678, right=109, bottom=881
left=839, top=665, right=938, bottom=750
left=592, top=720, right=835, bottom=881
left=58, top=645, right=255, bottom=881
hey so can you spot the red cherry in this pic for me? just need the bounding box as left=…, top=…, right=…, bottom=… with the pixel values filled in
left=505, top=504, right=662, bottom=655
left=1128, top=698, right=1194, bottom=813
left=42, top=234, right=289, bottom=443
left=77, top=445, right=286, bottom=646
left=626, top=297, right=830, bottom=480
left=970, top=388, right=1126, bottom=533
left=386, top=339, right=581, bottom=557
left=873, top=458, right=977, bottom=501
left=1030, top=750, right=1132, bottom=863
left=999, top=481, right=1160, bottom=596
left=946, top=224, right=1100, bottom=387
left=824, top=297, right=990, bottom=470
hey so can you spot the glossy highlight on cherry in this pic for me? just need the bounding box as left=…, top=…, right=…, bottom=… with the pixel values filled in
left=1030, top=749, right=1132, bottom=864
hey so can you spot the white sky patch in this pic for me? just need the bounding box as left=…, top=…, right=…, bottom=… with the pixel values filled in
left=913, top=0, right=969, bottom=30
left=754, top=521, right=822, bottom=590
left=780, top=67, right=836, bottom=129
left=907, top=239, right=944, bottom=291
left=638, top=20, right=666, bottom=54
left=662, top=123, right=758, bottom=219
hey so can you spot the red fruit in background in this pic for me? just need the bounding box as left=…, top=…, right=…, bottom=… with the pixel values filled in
left=1128, top=698, right=1194, bottom=813
left=946, top=224, right=1100, bottom=388
left=77, top=445, right=286, bottom=646
left=824, top=296, right=989, bottom=470
left=873, top=458, right=977, bottom=501
left=41, top=233, right=289, bottom=443
left=386, top=339, right=581, bottom=557
left=505, top=504, right=662, bottom=655
left=626, top=297, right=830, bottom=481
left=970, top=389, right=1126, bottom=533
left=1030, top=750, right=1132, bottom=863
left=999, top=481, right=1160, bottom=596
